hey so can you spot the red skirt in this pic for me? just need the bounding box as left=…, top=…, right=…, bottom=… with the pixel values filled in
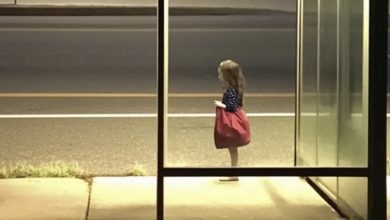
left=214, top=107, right=251, bottom=149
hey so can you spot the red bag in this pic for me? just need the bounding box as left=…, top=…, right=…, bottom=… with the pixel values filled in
left=214, top=107, right=251, bottom=149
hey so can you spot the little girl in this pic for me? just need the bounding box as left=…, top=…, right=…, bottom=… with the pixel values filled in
left=214, top=59, right=246, bottom=181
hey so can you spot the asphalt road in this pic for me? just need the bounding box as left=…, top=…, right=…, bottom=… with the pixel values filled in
left=0, top=97, right=295, bottom=114
left=0, top=14, right=388, bottom=175
left=0, top=115, right=295, bottom=175
left=0, top=14, right=296, bottom=93
left=0, top=95, right=295, bottom=175
left=0, top=14, right=297, bottom=175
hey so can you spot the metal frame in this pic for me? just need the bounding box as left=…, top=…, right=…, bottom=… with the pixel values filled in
left=157, top=0, right=387, bottom=220
left=0, top=0, right=385, bottom=218
left=294, top=0, right=302, bottom=167
left=157, top=0, right=166, bottom=218
left=366, top=0, right=388, bottom=219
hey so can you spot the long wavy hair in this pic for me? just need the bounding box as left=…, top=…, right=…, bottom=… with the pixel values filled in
left=218, top=59, right=246, bottom=101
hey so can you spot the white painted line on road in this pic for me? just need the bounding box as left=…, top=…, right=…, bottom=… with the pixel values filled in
left=170, top=93, right=295, bottom=98
left=4, top=92, right=388, bottom=98
left=170, top=113, right=296, bottom=117
left=173, top=28, right=295, bottom=32
left=0, top=28, right=156, bottom=32
left=0, top=113, right=156, bottom=118
left=0, top=93, right=294, bottom=98
left=2, top=113, right=390, bottom=118
left=0, top=113, right=295, bottom=118
left=0, top=28, right=294, bottom=32
left=0, top=93, right=157, bottom=98
left=0, top=113, right=153, bottom=119
left=255, top=113, right=293, bottom=117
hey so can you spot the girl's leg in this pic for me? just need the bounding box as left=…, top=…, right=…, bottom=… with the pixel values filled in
left=220, top=147, right=239, bottom=181
left=228, top=147, right=238, bottom=167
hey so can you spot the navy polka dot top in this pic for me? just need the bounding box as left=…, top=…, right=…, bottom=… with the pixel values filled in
left=222, top=87, right=243, bottom=112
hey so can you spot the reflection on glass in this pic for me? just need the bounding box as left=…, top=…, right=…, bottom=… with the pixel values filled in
left=311, top=177, right=367, bottom=219
left=298, top=0, right=366, bottom=168
left=298, top=0, right=367, bottom=218
left=317, top=0, right=338, bottom=198
left=338, top=177, right=367, bottom=219
left=167, top=0, right=296, bottom=168
left=337, top=0, right=366, bottom=167
left=298, top=0, right=318, bottom=167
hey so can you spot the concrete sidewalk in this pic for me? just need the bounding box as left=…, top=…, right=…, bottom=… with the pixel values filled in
left=0, top=177, right=344, bottom=220
left=0, top=178, right=89, bottom=220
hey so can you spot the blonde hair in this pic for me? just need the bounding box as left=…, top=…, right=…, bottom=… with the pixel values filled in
left=218, top=59, right=246, bottom=100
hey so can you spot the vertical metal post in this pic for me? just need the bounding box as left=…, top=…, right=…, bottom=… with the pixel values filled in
left=157, top=0, right=167, bottom=219
left=295, top=0, right=303, bottom=167
left=367, top=0, right=387, bottom=219
left=315, top=0, right=321, bottom=167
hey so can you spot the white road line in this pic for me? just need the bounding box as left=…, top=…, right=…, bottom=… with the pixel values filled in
left=0, top=28, right=156, bottom=32
left=1, top=113, right=389, bottom=118
left=0, top=93, right=157, bottom=98
left=0, top=93, right=295, bottom=98
left=0, top=113, right=295, bottom=118
left=173, top=28, right=295, bottom=32
left=0, top=28, right=294, bottom=32
left=3, top=93, right=390, bottom=98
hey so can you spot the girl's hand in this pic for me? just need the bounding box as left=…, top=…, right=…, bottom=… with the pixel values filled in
left=214, top=100, right=226, bottom=108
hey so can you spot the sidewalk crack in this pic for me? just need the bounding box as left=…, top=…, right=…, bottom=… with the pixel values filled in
left=84, top=177, right=93, bottom=220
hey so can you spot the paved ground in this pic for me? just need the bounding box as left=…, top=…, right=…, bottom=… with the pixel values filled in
left=0, top=178, right=88, bottom=220
left=0, top=96, right=295, bottom=175
left=0, top=177, right=345, bottom=220
left=0, top=116, right=294, bottom=175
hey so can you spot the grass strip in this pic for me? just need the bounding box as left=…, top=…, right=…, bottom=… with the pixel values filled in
left=0, top=161, right=85, bottom=178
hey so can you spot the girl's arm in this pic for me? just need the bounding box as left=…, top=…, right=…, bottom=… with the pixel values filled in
left=214, top=100, right=226, bottom=108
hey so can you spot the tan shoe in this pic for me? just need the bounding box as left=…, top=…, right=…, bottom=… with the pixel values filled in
left=219, top=176, right=239, bottom=182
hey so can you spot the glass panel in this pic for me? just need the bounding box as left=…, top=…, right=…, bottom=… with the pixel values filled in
left=0, top=14, right=157, bottom=175
left=337, top=0, right=366, bottom=167
left=316, top=0, right=339, bottom=194
left=387, top=177, right=390, bottom=220
left=317, top=0, right=338, bottom=168
left=298, top=0, right=319, bottom=167
left=164, top=176, right=352, bottom=220
left=386, top=1, right=389, bottom=218
left=297, top=0, right=367, bottom=168
left=298, top=0, right=368, bottom=217
left=167, top=0, right=296, bottom=168
left=338, top=177, right=367, bottom=219
left=310, top=177, right=367, bottom=219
